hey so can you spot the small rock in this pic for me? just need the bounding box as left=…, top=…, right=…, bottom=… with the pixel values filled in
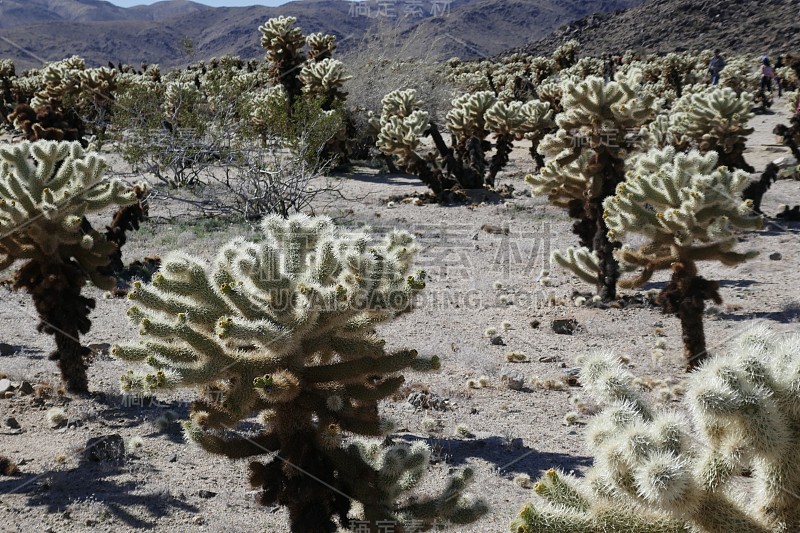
left=538, top=355, right=561, bottom=363
left=407, top=391, right=449, bottom=411
left=769, top=252, right=782, bottom=260
left=193, top=516, right=205, bottom=525
left=0, top=379, right=13, bottom=394
left=563, top=368, right=581, bottom=386
left=83, top=434, right=125, bottom=462
left=67, top=418, right=82, bottom=429
left=529, top=320, right=541, bottom=329
left=480, top=224, right=509, bottom=235
left=89, top=343, right=112, bottom=356
left=500, top=368, right=525, bottom=391
left=551, top=318, right=579, bottom=335
left=3, top=391, right=14, bottom=399
left=168, top=454, right=178, bottom=463
left=490, top=335, right=506, bottom=346
left=17, top=381, right=33, bottom=395
left=4, top=417, right=19, bottom=429
left=198, top=490, right=217, bottom=499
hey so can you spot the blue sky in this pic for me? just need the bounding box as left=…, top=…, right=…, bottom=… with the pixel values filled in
left=108, top=1, right=289, bottom=6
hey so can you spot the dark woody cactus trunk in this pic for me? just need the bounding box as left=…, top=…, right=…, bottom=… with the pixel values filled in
left=657, top=261, right=722, bottom=371
left=14, top=258, right=94, bottom=393
left=588, top=148, right=625, bottom=301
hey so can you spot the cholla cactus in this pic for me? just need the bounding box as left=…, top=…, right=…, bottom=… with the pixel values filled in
left=552, top=40, right=580, bottom=70
left=306, top=32, right=337, bottom=62
left=511, top=326, right=800, bottom=533
left=526, top=76, right=655, bottom=300
left=484, top=99, right=554, bottom=180
left=298, top=58, right=351, bottom=107
left=0, top=59, right=16, bottom=124
left=114, top=214, right=486, bottom=532
left=445, top=90, right=496, bottom=184
left=249, top=85, right=290, bottom=142
left=0, top=141, right=138, bottom=391
left=374, top=89, right=474, bottom=197
left=671, top=86, right=755, bottom=172
left=375, top=87, right=552, bottom=197
left=259, top=16, right=306, bottom=103
left=604, top=146, right=761, bottom=368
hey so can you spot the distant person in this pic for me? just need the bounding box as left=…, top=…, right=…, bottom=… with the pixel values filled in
left=760, top=57, right=775, bottom=93
left=775, top=55, right=784, bottom=96
left=708, top=49, right=725, bottom=85
left=603, top=54, right=616, bottom=83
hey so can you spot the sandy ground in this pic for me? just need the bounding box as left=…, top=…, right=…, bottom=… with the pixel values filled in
left=0, top=98, right=799, bottom=533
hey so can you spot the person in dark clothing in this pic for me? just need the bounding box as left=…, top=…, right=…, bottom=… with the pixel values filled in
left=708, top=49, right=725, bottom=85
left=775, top=55, right=784, bottom=96
left=603, top=54, right=616, bottom=83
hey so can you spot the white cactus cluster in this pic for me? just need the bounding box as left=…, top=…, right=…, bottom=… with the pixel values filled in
left=512, top=326, right=800, bottom=533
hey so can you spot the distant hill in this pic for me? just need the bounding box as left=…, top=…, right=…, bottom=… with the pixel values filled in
left=523, top=0, right=800, bottom=57
left=0, top=0, right=645, bottom=70
left=0, top=0, right=210, bottom=28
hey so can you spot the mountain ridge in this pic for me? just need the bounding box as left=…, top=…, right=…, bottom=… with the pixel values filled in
left=0, top=0, right=644, bottom=69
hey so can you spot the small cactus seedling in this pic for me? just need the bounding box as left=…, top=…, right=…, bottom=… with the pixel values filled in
left=604, top=146, right=762, bottom=369
left=114, top=214, right=486, bottom=532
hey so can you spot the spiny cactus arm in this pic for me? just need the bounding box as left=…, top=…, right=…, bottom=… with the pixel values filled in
left=183, top=420, right=280, bottom=457
left=526, top=155, right=590, bottom=206
left=683, top=244, right=757, bottom=265
left=446, top=91, right=496, bottom=139
left=342, top=376, right=406, bottom=401
left=579, top=351, right=654, bottom=419
left=379, top=89, right=424, bottom=121
left=299, top=58, right=351, bottom=94
left=510, top=501, right=595, bottom=533
left=552, top=247, right=599, bottom=285
left=306, top=32, right=336, bottom=61
left=533, top=468, right=591, bottom=510
left=304, top=349, right=428, bottom=383
left=510, top=467, right=687, bottom=533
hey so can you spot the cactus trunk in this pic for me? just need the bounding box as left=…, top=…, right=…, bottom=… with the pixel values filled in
left=590, top=149, right=624, bottom=301
left=14, top=258, right=93, bottom=392
left=716, top=141, right=755, bottom=173
left=657, top=261, right=722, bottom=371
left=489, top=134, right=514, bottom=186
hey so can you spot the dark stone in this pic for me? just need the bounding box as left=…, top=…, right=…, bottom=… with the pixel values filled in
left=551, top=318, right=579, bottom=335
left=490, top=335, right=506, bottom=346
left=83, top=434, right=125, bottom=462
